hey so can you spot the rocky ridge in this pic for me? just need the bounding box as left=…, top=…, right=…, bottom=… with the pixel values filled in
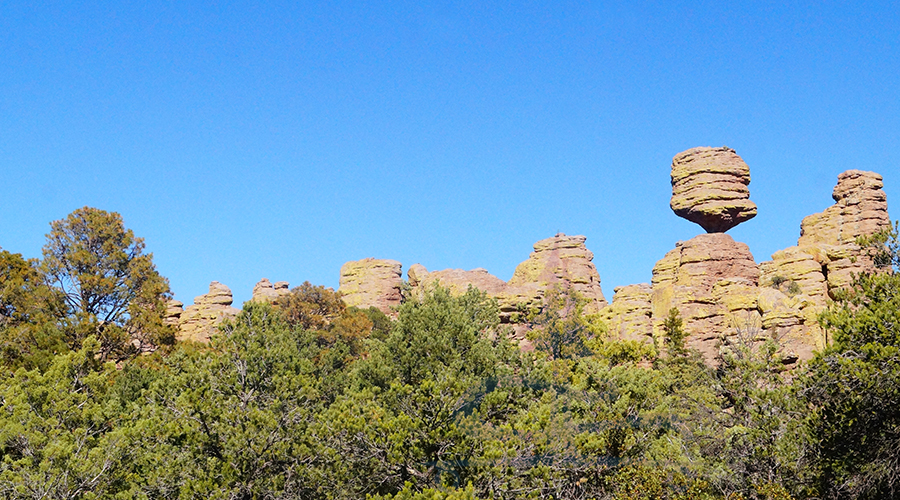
left=402, top=233, right=607, bottom=322
left=163, top=149, right=891, bottom=369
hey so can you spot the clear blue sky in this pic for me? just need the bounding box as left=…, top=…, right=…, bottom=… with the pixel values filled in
left=2, top=1, right=897, bottom=306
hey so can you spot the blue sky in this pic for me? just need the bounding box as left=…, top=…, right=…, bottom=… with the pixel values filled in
left=1, top=1, right=897, bottom=306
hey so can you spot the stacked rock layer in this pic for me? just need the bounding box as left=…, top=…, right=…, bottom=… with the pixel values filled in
left=338, top=258, right=403, bottom=315
left=170, top=282, right=241, bottom=343
left=601, top=167, right=891, bottom=365
left=162, top=152, right=890, bottom=369
left=649, top=233, right=761, bottom=362
left=670, top=147, right=757, bottom=233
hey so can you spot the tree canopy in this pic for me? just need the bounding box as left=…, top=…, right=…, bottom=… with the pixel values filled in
left=40, top=207, right=173, bottom=359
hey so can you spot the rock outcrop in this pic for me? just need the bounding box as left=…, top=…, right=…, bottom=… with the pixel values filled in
left=598, top=167, right=890, bottom=365
left=503, top=234, right=607, bottom=315
left=407, top=264, right=507, bottom=296
left=164, top=299, right=184, bottom=326
left=650, top=233, right=761, bottom=361
left=177, top=282, right=241, bottom=343
left=250, top=278, right=290, bottom=304
left=752, top=170, right=892, bottom=355
left=596, top=150, right=892, bottom=366
left=670, top=147, right=757, bottom=233
left=599, top=284, right=652, bottom=342
left=799, top=170, right=890, bottom=246
left=338, top=258, right=403, bottom=315
left=401, top=234, right=608, bottom=323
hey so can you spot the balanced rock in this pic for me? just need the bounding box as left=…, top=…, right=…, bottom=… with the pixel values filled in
left=651, top=233, right=760, bottom=362
left=178, top=282, right=241, bottom=343
left=670, top=147, right=757, bottom=233
left=338, top=258, right=403, bottom=315
left=250, top=278, right=291, bottom=304
left=504, top=234, right=607, bottom=315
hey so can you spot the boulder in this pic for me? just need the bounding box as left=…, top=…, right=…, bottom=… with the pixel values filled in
left=178, top=282, right=241, bottom=343
left=338, top=258, right=403, bottom=315
left=670, top=147, right=757, bottom=233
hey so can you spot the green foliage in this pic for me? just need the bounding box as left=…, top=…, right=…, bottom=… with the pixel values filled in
left=7, top=218, right=900, bottom=498
left=322, top=286, right=518, bottom=497
left=0, top=250, right=68, bottom=371
left=0, top=337, right=128, bottom=499
left=526, top=286, right=603, bottom=360
left=857, top=221, right=900, bottom=270
left=769, top=275, right=788, bottom=288
left=368, top=483, right=480, bottom=499
left=40, top=207, right=173, bottom=360
left=354, top=305, right=393, bottom=340
left=276, top=280, right=347, bottom=330
left=662, top=308, right=687, bottom=359
left=122, top=301, right=327, bottom=498
left=801, top=259, right=900, bottom=499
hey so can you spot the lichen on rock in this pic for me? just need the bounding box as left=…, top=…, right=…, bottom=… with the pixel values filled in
left=338, top=258, right=403, bottom=315
left=670, top=146, right=758, bottom=233
left=177, top=281, right=241, bottom=343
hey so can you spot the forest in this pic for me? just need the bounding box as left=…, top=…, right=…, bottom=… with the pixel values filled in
left=1, top=206, right=899, bottom=500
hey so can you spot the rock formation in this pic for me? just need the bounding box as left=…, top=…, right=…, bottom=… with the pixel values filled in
left=670, top=147, right=757, bottom=233
left=503, top=234, right=607, bottom=314
left=407, top=264, right=507, bottom=296
left=162, top=151, right=891, bottom=367
left=599, top=284, right=652, bottom=343
left=338, top=258, right=403, bottom=315
left=164, top=299, right=184, bottom=326
left=753, top=170, right=892, bottom=355
left=402, top=234, right=608, bottom=323
left=597, top=165, right=891, bottom=366
left=177, top=281, right=241, bottom=343
left=649, top=233, right=761, bottom=361
left=799, top=170, right=890, bottom=246
left=250, top=278, right=290, bottom=304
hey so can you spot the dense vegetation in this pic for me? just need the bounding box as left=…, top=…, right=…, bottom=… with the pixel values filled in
left=1, top=209, right=899, bottom=499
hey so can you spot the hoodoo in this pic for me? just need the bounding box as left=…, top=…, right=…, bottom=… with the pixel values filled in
left=670, top=146, right=757, bottom=233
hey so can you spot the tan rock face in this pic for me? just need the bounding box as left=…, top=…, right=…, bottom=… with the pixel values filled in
left=338, top=258, right=403, bottom=315
left=752, top=169, right=891, bottom=360
left=164, top=299, right=183, bottom=326
left=250, top=278, right=291, bottom=304
left=670, top=147, right=757, bottom=233
left=361, top=234, right=608, bottom=328
left=407, top=265, right=507, bottom=296
left=799, top=170, right=890, bottom=246
left=650, top=233, right=760, bottom=362
left=599, top=284, right=652, bottom=342
left=504, top=233, right=607, bottom=314
left=177, top=282, right=241, bottom=343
